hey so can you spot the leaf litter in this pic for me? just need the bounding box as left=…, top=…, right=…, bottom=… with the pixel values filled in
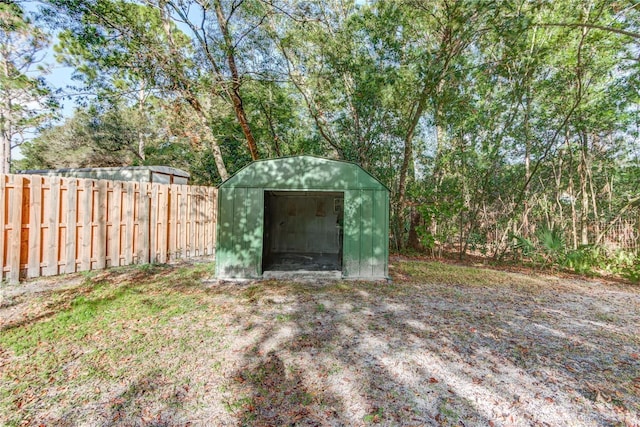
left=0, top=259, right=639, bottom=426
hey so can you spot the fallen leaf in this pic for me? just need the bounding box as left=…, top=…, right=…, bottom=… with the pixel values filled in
left=429, top=377, right=439, bottom=383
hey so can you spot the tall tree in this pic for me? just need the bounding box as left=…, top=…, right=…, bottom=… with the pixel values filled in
left=0, top=1, right=56, bottom=173
left=48, top=0, right=233, bottom=180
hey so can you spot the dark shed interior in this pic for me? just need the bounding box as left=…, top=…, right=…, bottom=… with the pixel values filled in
left=262, top=191, right=344, bottom=272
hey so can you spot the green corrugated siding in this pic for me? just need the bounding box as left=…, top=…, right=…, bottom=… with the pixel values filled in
left=363, top=190, right=375, bottom=277
left=216, top=156, right=388, bottom=280
left=222, top=156, right=382, bottom=190
left=373, top=190, right=389, bottom=278
left=246, top=189, right=264, bottom=276
left=342, top=189, right=358, bottom=277
left=216, top=188, right=263, bottom=278
left=342, top=189, right=388, bottom=279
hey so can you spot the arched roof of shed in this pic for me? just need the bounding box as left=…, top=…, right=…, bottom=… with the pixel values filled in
left=219, top=155, right=388, bottom=191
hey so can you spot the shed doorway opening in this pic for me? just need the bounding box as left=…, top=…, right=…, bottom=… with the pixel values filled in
left=262, top=191, right=344, bottom=274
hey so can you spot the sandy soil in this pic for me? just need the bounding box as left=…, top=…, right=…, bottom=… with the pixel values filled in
left=1, top=260, right=639, bottom=426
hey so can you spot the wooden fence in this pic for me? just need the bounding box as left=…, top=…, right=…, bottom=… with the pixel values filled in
left=1, top=174, right=217, bottom=283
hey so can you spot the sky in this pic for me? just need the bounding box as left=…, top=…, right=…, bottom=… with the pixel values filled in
left=13, top=2, right=77, bottom=161
left=25, top=2, right=76, bottom=118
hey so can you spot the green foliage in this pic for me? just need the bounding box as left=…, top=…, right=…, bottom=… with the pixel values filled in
left=510, top=234, right=536, bottom=259
left=563, top=245, right=604, bottom=275
left=0, top=2, right=57, bottom=172
left=621, top=262, right=640, bottom=284
left=17, top=106, right=144, bottom=169
left=537, top=227, right=566, bottom=263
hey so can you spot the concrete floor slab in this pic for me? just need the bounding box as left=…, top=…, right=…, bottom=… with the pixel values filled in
left=261, top=270, right=342, bottom=280
left=263, top=252, right=341, bottom=272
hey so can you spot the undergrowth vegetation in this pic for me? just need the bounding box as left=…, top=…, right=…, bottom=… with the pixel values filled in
left=509, top=227, right=640, bottom=282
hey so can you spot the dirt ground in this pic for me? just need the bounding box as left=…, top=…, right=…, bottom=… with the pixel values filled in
left=1, top=259, right=639, bottom=426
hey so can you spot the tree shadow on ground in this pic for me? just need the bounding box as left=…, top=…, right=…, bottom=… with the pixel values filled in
left=223, top=275, right=639, bottom=426
left=225, top=281, right=494, bottom=426
left=4, top=263, right=638, bottom=426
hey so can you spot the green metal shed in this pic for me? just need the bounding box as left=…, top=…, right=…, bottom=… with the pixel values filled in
left=215, top=156, right=389, bottom=280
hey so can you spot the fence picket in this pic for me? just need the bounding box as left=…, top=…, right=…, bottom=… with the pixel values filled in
left=28, top=176, right=42, bottom=278
left=9, top=176, right=24, bottom=282
left=149, top=184, right=159, bottom=263
left=123, top=182, right=134, bottom=265
left=45, top=177, right=61, bottom=277
left=80, top=180, right=93, bottom=271
left=157, top=184, right=168, bottom=263
left=0, top=175, right=6, bottom=278
left=109, top=182, right=122, bottom=267
left=189, top=187, right=196, bottom=257
left=65, top=179, right=78, bottom=274
left=139, top=183, right=150, bottom=264
left=95, top=180, right=107, bottom=269
left=211, top=187, right=217, bottom=255
left=180, top=186, right=188, bottom=257
left=168, top=184, right=178, bottom=260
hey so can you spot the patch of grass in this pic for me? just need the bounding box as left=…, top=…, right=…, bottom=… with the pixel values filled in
left=595, top=312, right=617, bottom=323
left=398, top=260, right=544, bottom=289
left=242, top=284, right=263, bottom=302
left=223, top=396, right=252, bottom=414
left=363, top=407, right=384, bottom=423
left=275, top=313, right=293, bottom=322
left=436, top=399, right=460, bottom=426
left=0, top=262, right=216, bottom=424
left=295, top=391, right=314, bottom=406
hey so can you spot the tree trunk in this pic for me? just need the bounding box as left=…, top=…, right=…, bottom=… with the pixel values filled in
left=579, top=131, right=589, bottom=246
left=213, top=0, right=259, bottom=161
left=566, top=136, right=578, bottom=250
left=137, top=82, right=146, bottom=161
left=158, top=1, right=228, bottom=180
left=407, top=207, right=423, bottom=251
left=0, top=123, right=9, bottom=174
left=195, top=109, right=228, bottom=181
left=522, top=94, right=532, bottom=237
left=396, top=82, right=430, bottom=248
left=1, top=54, right=11, bottom=174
